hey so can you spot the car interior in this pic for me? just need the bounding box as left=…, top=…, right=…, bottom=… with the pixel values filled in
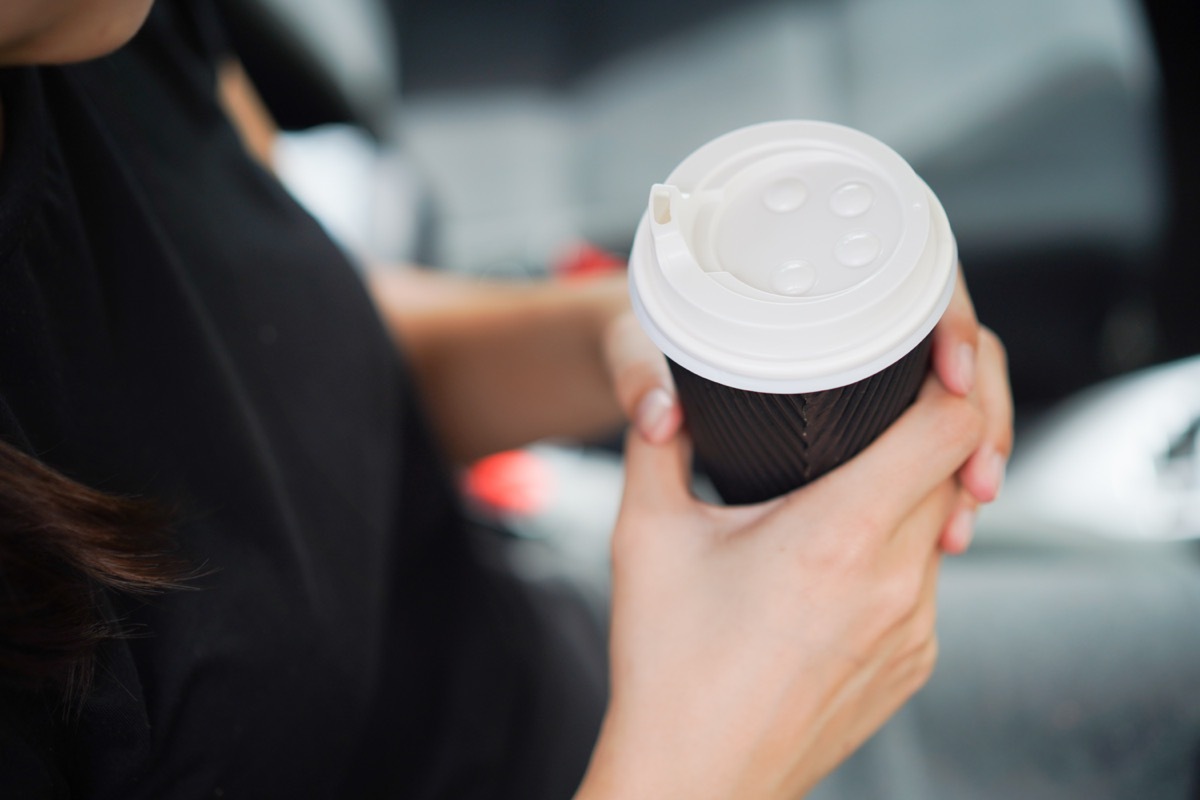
left=215, top=0, right=1200, bottom=791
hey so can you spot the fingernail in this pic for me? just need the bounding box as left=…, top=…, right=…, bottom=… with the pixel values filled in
left=956, top=343, right=976, bottom=395
left=945, top=507, right=976, bottom=554
left=636, top=388, right=675, bottom=443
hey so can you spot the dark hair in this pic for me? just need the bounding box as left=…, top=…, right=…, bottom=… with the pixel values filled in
left=0, top=438, right=184, bottom=704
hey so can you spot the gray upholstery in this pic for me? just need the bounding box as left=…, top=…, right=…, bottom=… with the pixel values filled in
left=392, top=0, right=1163, bottom=274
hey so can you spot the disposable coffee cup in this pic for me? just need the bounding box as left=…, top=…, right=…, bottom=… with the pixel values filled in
left=628, top=121, right=957, bottom=504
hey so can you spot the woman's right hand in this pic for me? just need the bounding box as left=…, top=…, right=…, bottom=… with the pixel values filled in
left=577, top=373, right=986, bottom=800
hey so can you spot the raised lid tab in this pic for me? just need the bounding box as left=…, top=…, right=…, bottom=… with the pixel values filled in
left=629, top=120, right=957, bottom=393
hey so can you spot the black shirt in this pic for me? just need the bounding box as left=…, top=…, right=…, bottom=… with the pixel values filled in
left=0, top=3, right=603, bottom=797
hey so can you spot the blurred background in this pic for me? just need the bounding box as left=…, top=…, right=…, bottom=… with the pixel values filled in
left=216, top=0, right=1197, bottom=546
left=223, top=0, right=1192, bottom=400
left=214, top=0, right=1200, bottom=794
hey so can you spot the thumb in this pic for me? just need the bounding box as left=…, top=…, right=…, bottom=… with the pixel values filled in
left=604, top=311, right=682, bottom=444
left=621, top=425, right=693, bottom=513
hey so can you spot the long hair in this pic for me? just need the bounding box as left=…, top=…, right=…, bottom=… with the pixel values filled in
left=0, top=438, right=184, bottom=703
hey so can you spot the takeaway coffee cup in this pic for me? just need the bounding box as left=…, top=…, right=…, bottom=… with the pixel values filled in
left=628, top=121, right=957, bottom=504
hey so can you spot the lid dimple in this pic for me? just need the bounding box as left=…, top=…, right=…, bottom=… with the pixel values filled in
left=771, top=261, right=817, bottom=296
left=834, top=231, right=881, bottom=268
left=710, top=158, right=899, bottom=298
left=830, top=181, right=875, bottom=217
left=761, top=178, right=808, bottom=213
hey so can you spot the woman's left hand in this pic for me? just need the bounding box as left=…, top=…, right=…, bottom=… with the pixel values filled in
left=602, top=310, right=683, bottom=445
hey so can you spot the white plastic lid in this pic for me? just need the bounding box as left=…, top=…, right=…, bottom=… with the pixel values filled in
left=629, top=120, right=957, bottom=393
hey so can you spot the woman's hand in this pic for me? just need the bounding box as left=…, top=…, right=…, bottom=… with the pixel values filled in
left=602, top=265, right=1013, bottom=552
left=585, top=267, right=1013, bottom=796
left=603, top=310, right=683, bottom=445
left=578, top=374, right=986, bottom=799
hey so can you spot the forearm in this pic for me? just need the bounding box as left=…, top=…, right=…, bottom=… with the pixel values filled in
left=367, top=268, right=630, bottom=463
left=217, top=57, right=632, bottom=462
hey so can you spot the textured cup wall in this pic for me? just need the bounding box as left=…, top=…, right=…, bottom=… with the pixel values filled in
left=669, top=335, right=933, bottom=505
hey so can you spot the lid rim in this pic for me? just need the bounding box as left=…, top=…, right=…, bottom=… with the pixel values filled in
left=630, top=240, right=955, bottom=394
left=628, top=120, right=957, bottom=394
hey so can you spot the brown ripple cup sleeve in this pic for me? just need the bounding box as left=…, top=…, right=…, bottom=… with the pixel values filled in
left=628, top=121, right=958, bottom=505
left=668, top=335, right=931, bottom=505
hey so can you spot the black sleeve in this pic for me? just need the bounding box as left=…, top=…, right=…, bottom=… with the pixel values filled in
left=0, top=415, right=63, bottom=797
left=174, top=0, right=233, bottom=61
left=0, top=689, right=70, bottom=799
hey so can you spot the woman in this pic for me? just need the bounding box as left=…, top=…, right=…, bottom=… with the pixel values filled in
left=0, top=0, right=1010, bottom=797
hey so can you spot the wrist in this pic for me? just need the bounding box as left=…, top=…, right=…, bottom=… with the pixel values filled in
left=573, top=706, right=735, bottom=800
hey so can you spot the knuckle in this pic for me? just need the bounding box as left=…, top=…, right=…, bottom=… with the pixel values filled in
left=849, top=500, right=893, bottom=539
left=938, top=315, right=976, bottom=347
left=895, top=634, right=939, bottom=695
left=910, top=636, right=940, bottom=689
left=822, top=513, right=885, bottom=571
left=875, top=569, right=923, bottom=620
left=994, top=427, right=1015, bottom=461
left=616, top=363, right=658, bottom=407
left=894, top=598, right=938, bottom=663
left=932, top=394, right=985, bottom=452
left=979, top=326, right=1008, bottom=369
left=909, top=595, right=939, bottom=641
left=842, top=514, right=883, bottom=551
left=957, top=314, right=981, bottom=344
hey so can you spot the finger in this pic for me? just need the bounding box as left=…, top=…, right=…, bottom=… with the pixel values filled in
left=930, top=267, right=979, bottom=397
left=620, top=426, right=694, bottom=514
left=914, top=548, right=942, bottom=628
left=801, top=375, right=984, bottom=535
left=604, top=311, right=682, bottom=443
left=886, top=546, right=943, bottom=657
left=891, top=549, right=942, bottom=679
left=889, top=470, right=961, bottom=561
left=938, top=491, right=978, bottom=555
left=957, top=328, right=1013, bottom=504
left=832, top=550, right=942, bottom=757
